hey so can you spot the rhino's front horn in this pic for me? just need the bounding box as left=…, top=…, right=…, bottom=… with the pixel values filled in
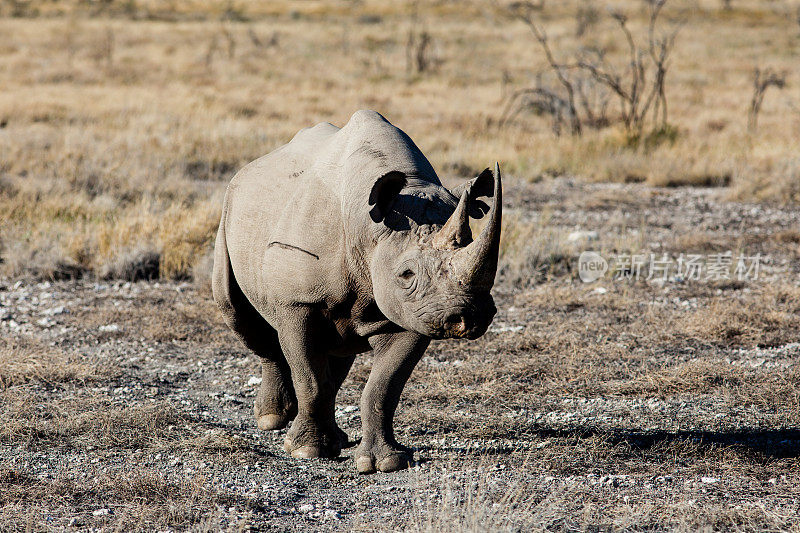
left=450, top=162, right=502, bottom=290
left=432, top=189, right=472, bottom=249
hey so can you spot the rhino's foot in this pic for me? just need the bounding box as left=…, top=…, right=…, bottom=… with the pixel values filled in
left=283, top=416, right=343, bottom=459
left=254, top=393, right=297, bottom=431
left=355, top=442, right=414, bottom=474
left=257, top=413, right=291, bottom=431
left=254, top=404, right=297, bottom=431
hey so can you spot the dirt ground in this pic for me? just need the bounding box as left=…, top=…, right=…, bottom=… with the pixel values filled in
left=2, top=177, right=799, bottom=531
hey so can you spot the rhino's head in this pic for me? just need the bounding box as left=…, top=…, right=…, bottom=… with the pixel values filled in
left=368, top=164, right=502, bottom=340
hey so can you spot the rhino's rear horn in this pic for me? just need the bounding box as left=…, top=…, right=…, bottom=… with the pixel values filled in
left=450, top=162, right=502, bottom=290
left=432, top=190, right=472, bottom=249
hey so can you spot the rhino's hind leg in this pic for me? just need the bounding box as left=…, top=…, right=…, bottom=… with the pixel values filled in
left=255, top=354, right=297, bottom=430
left=211, top=222, right=297, bottom=430
left=356, top=332, right=430, bottom=474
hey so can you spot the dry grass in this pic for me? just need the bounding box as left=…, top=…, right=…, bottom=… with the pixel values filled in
left=0, top=0, right=798, bottom=279
left=1, top=276, right=798, bottom=530
left=0, top=467, right=242, bottom=531
left=392, top=456, right=800, bottom=533
left=1, top=394, right=183, bottom=448
left=0, top=336, right=114, bottom=388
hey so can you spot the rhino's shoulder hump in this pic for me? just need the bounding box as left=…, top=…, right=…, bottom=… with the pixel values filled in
left=288, top=121, right=340, bottom=146
left=346, top=109, right=391, bottom=127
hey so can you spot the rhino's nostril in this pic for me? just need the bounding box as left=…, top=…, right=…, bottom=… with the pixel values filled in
left=444, top=313, right=465, bottom=330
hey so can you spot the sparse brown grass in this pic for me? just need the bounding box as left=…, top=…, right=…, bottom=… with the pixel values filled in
left=0, top=467, right=239, bottom=531
left=1, top=276, right=798, bottom=530
left=0, top=336, right=114, bottom=388
left=64, top=289, right=233, bottom=344
left=392, top=456, right=800, bottom=533
left=1, top=394, right=185, bottom=448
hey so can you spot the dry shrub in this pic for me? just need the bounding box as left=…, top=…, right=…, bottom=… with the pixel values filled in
left=729, top=158, right=800, bottom=205
left=0, top=336, right=112, bottom=388
left=98, top=247, right=161, bottom=281
left=671, top=287, right=800, bottom=347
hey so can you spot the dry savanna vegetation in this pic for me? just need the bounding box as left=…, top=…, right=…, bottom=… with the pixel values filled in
left=1, top=0, right=800, bottom=531
left=0, top=0, right=799, bottom=280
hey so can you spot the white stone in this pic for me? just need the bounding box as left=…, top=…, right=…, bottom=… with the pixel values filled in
left=246, top=376, right=262, bottom=387
left=489, top=325, right=524, bottom=333
left=567, top=230, right=599, bottom=242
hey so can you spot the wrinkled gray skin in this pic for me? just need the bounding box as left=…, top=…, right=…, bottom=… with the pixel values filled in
left=212, top=110, right=501, bottom=474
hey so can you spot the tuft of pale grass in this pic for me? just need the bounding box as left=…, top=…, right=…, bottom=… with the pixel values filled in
left=0, top=336, right=113, bottom=389
left=400, top=458, right=547, bottom=533
left=0, top=395, right=187, bottom=449
left=669, top=285, right=800, bottom=347
left=374, top=453, right=799, bottom=532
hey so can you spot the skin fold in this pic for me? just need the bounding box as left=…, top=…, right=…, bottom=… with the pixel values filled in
left=212, top=110, right=501, bottom=474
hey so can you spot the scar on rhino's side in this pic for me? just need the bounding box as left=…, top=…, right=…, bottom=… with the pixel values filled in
left=267, top=241, right=320, bottom=260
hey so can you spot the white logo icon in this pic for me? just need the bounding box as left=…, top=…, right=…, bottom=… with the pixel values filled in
left=578, top=251, right=608, bottom=282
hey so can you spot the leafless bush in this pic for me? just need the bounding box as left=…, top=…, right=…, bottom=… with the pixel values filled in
left=502, top=0, right=683, bottom=138
left=205, top=26, right=236, bottom=70
left=500, top=71, right=611, bottom=135
left=747, top=67, right=786, bottom=133
left=406, top=2, right=439, bottom=75
left=575, top=0, right=599, bottom=37
left=247, top=27, right=278, bottom=49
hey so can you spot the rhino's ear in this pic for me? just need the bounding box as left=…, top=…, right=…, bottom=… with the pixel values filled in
left=450, top=167, right=494, bottom=219
left=369, top=171, right=407, bottom=223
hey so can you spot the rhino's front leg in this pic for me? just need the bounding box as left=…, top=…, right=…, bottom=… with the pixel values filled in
left=355, top=331, right=430, bottom=474
left=276, top=307, right=342, bottom=459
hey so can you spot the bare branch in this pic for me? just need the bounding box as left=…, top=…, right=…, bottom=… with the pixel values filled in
left=748, top=67, right=787, bottom=133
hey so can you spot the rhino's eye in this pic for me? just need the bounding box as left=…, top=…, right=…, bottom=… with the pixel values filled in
left=398, top=269, right=415, bottom=281
left=396, top=265, right=417, bottom=290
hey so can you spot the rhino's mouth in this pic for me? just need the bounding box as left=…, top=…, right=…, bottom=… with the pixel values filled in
left=415, top=297, right=497, bottom=340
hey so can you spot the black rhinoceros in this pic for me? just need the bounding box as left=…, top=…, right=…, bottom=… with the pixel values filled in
left=213, top=110, right=501, bottom=473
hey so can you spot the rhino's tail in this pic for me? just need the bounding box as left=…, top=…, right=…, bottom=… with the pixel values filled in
left=212, top=197, right=279, bottom=355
